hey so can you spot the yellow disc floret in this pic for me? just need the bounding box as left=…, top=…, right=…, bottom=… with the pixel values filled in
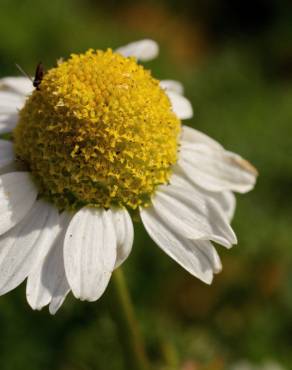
left=14, top=49, right=180, bottom=210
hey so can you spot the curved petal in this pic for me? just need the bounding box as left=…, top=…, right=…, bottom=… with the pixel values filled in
left=26, top=205, right=62, bottom=311
left=179, top=143, right=258, bottom=193
left=160, top=80, right=184, bottom=95
left=170, top=171, right=236, bottom=221
left=195, top=242, right=222, bottom=274
left=166, top=90, right=193, bottom=120
left=0, top=77, right=33, bottom=96
left=116, top=39, right=159, bottom=61
left=64, top=207, right=117, bottom=302
left=0, top=200, right=58, bottom=295
left=0, top=172, right=38, bottom=235
left=29, top=212, right=72, bottom=314
left=140, top=205, right=214, bottom=284
left=0, top=140, right=14, bottom=169
left=112, top=208, right=134, bottom=269
left=48, top=236, right=71, bottom=315
left=181, top=125, right=223, bottom=149
left=152, top=184, right=237, bottom=247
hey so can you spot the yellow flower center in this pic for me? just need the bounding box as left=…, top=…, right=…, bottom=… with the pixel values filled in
left=14, top=49, right=180, bottom=210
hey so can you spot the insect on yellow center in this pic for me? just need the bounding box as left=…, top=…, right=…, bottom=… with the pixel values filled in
left=14, top=49, right=181, bottom=210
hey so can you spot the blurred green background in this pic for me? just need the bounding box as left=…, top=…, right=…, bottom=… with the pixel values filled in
left=1, top=0, right=292, bottom=369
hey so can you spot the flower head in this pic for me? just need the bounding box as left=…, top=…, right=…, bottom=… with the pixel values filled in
left=14, top=48, right=180, bottom=210
left=0, top=39, right=257, bottom=313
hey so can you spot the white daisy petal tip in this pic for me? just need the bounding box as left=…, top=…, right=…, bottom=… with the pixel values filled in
left=196, top=267, right=214, bottom=285
left=153, top=185, right=237, bottom=249
left=204, top=274, right=213, bottom=285
left=214, top=263, right=222, bottom=275
left=160, top=80, right=184, bottom=95
left=210, top=247, right=222, bottom=275
left=179, top=142, right=258, bottom=194
left=116, top=39, right=159, bottom=61
left=49, top=291, right=70, bottom=315
left=166, top=90, right=193, bottom=120
left=140, top=205, right=215, bottom=284
left=49, top=305, right=58, bottom=315
left=180, top=126, right=258, bottom=193
left=231, top=155, right=258, bottom=188
left=223, top=153, right=258, bottom=194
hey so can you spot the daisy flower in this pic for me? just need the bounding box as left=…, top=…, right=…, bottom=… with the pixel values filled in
left=0, top=39, right=257, bottom=314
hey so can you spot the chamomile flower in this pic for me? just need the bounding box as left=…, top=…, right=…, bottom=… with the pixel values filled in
left=0, top=39, right=257, bottom=314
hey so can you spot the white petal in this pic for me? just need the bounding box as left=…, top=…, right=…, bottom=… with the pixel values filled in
left=166, top=90, right=193, bottom=120
left=0, top=113, right=18, bottom=133
left=0, top=200, right=58, bottom=295
left=49, top=284, right=70, bottom=314
left=195, top=242, right=222, bottom=273
left=0, top=172, right=38, bottom=235
left=179, top=143, right=258, bottom=193
left=170, top=171, right=236, bottom=221
left=112, top=208, right=134, bottom=269
left=140, top=206, right=214, bottom=284
left=0, top=140, right=14, bottom=169
left=26, top=205, right=61, bottom=310
left=47, top=214, right=71, bottom=315
left=181, top=125, right=223, bottom=149
left=49, top=298, right=68, bottom=314
left=0, top=91, right=25, bottom=113
left=170, top=169, right=198, bottom=190
left=64, top=207, right=117, bottom=302
left=116, top=39, right=159, bottom=61
left=210, top=191, right=236, bottom=221
left=47, top=247, right=70, bottom=315
left=152, top=184, right=237, bottom=247
left=0, top=77, right=33, bottom=96
left=34, top=212, right=71, bottom=314
left=160, top=80, right=184, bottom=95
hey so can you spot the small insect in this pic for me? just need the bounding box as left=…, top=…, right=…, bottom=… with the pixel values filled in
left=33, top=62, right=44, bottom=90
left=15, top=62, right=45, bottom=91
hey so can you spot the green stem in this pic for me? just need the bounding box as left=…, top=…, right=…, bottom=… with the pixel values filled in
left=109, top=268, right=151, bottom=370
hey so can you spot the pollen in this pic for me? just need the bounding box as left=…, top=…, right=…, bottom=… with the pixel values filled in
left=13, top=49, right=181, bottom=210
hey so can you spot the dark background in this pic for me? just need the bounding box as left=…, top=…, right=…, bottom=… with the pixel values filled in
left=1, top=0, right=292, bottom=369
